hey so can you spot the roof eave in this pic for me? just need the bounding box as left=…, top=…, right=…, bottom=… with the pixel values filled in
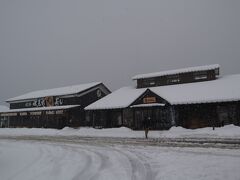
left=6, top=82, right=104, bottom=103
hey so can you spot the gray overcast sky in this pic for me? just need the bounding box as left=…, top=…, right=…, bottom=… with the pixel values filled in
left=0, top=0, right=240, bottom=105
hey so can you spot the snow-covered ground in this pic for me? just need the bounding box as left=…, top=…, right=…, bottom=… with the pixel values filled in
left=0, top=140, right=240, bottom=180
left=1, top=126, right=240, bottom=180
left=0, top=125, right=240, bottom=139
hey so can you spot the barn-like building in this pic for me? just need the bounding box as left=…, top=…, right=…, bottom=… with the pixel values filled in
left=85, top=64, right=240, bottom=129
left=0, top=82, right=110, bottom=129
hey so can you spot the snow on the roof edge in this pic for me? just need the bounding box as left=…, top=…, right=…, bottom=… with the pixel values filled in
left=132, top=64, right=220, bottom=80
left=6, top=82, right=102, bottom=102
left=150, top=74, right=240, bottom=105
left=85, top=87, right=146, bottom=110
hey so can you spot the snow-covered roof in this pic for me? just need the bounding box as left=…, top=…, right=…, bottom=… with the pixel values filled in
left=0, top=105, right=9, bottom=112
left=85, top=74, right=240, bottom=110
left=150, top=74, right=240, bottom=105
left=85, top=87, right=146, bottom=110
left=6, top=82, right=102, bottom=102
left=0, top=105, right=80, bottom=114
left=132, top=64, right=220, bottom=80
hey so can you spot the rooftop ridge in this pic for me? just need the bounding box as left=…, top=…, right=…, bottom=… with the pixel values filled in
left=6, top=82, right=102, bottom=102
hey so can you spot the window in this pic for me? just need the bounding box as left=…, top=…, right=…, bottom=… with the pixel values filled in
left=167, top=75, right=180, bottom=84
left=142, top=78, right=156, bottom=87
left=194, top=71, right=207, bottom=80
left=194, top=75, right=207, bottom=80
left=149, top=81, right=155, bottom=86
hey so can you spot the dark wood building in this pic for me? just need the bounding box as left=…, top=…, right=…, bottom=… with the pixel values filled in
left=132, top=64, right=220, bottom=88
left=85, top=64, right=240, bottom=130
left=0, top=82, right=110, bottom=129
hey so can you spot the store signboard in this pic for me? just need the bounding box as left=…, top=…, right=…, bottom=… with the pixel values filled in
left=143, top=97, right=157, bottom=104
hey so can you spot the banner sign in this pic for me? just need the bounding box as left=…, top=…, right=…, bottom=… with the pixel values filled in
left=143, top=97, right=157, bottom=104
left=24, top=97, right=64, bottom=108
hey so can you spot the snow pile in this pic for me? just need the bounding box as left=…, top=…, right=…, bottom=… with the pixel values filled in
left=0, top=128, right=59, bottom=136
left=0, top=125, right=240, bottom=139
left=162, top=125, right=240, bottom=138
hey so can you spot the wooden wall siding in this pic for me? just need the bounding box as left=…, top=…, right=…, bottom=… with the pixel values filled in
left=90, top=109, right=124, bottom=129
left=175, top=104, right=216, bottom=129
left=91, top=110, right=108, bottom=128
left=84, top=100, right=240, bottom=130
left=132, top=107, right=172, bottom=130
left=174, top=102, right=240, bottom=129
left=89, top=106, right=172, bottom=130
left=123, top=109, right=134, bottom=128
left=137, top=69, right=218, bottom=88
left=216, top=102, right=240, bottom=126
left=8, top=112, right=69, bottom=129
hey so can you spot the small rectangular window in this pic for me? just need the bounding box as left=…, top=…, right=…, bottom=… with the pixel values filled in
left=194, top=71, right=208, bottom=80
left=194, top=75, right=207, bottom=80
left=167, top=75, right=180, bottom=84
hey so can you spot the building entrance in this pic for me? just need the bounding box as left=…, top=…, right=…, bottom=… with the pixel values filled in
left=134, top=107, right=172, bottom=130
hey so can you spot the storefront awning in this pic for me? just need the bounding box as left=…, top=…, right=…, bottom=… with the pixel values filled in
left=130, top=103, right=165, bottom=108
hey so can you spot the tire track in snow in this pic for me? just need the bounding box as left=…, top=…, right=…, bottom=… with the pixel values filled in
left=1, top=139, right=240, bottom=180
left=109, top=145, right=155, bottom=180
left=3, top=142, right=45, bottom=180
left=0, top=138, right=157, bottom=180
left=52, top=143, right=113, bottom=180
left=44, top=142, right=154, bottom=180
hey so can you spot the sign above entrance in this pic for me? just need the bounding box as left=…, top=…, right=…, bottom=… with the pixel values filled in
left=143, top=97, right=157, bottom=104
left=45, top=96, right=54, bottom=107
left=22, top=97, right=64, bottom=108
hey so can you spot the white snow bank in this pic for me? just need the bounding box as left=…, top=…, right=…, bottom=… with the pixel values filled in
left=163, top=125, right=240, bottom=138
left=0, top=125, right=240, bottom=139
